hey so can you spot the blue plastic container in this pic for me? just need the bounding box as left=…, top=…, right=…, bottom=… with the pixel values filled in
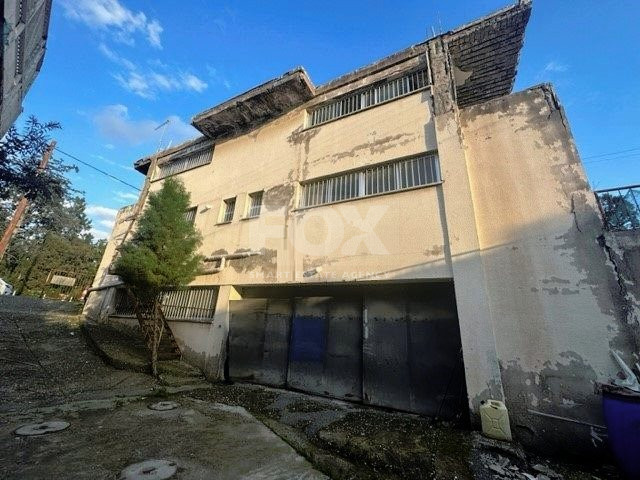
left=602, top=386, right=640, bottom=479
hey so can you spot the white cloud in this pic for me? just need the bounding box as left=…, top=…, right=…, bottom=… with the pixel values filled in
left=86, top=204, right=118, bottom=239
left=60, top=0, right=163, bottom=48
left=207, top=65, right=233, bottom=91
left=98, top=43, right=135, bottom=70
left=104, top=143, right=115, bottom=150
left=181, top=73, right=208, bottom=93
left=543, top=61, right=569, bottom=73
left=100, top=45, right=208, bottom=99
left=113, top=70, right=208, bottom=99
left=115, top=191, right=139, bottom=202
left=90, top=228, right=112, bottom=240
left=537, top=61, right=570, bottom=80
left=99, top=219, right=116, bottom=229
left=93, top=104, right=199, bottom=146
left=86, top=204, right=119, bottom=220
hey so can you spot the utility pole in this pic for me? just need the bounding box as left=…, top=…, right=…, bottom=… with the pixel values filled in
left=117, top=120, right=170, bottom=250
left=0, top=140, right=56, bottom=261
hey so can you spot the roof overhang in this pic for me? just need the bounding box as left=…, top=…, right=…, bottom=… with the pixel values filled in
left=191, top=68, right=315, bottom=141
left=445, top=0, right=532, bottom=108
left=134, top=136, right=213, bottom=174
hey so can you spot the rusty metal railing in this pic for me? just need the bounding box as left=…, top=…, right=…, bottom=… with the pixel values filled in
left=594, top=184, right=640, bottom=231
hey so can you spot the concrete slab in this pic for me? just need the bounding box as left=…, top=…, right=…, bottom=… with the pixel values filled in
left=0, top=397, right=326, bottom=479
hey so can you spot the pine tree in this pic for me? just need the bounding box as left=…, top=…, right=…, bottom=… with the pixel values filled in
left=113, top=178, right=202, bottom=375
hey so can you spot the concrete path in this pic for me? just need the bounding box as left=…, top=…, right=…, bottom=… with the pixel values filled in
left=0, top=297, right=326, bottom=479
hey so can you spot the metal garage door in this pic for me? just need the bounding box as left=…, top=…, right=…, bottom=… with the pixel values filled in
left=228, top=298, right=292, bottom=387
left=363, top=296, right=464, bottom=417
left=287, top=297, right=362, bottom=401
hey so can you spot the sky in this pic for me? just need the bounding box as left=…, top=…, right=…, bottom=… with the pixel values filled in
left=16, top=0, right=640, bottom=239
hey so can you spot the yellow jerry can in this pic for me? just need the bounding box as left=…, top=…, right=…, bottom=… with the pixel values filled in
left=480, top=399, right=512, bottom=441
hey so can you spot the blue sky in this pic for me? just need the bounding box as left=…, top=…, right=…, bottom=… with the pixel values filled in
left=18, top=0, right=640, bottom=239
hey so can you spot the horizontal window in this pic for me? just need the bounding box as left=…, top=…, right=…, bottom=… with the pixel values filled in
left=113, top=287, right=218, bottom=320
left=299, top=153, right=440, bottom=208
left=155, top=148, right=212, bottom=179
left=309, top=70, right=427, bottom=127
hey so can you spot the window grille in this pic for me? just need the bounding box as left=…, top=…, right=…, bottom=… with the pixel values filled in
left=299, top=153, right=440, bottom=208
left=309, top=70, right=427, bottom=127
left=247, top=191, right=263, bottom=218
left=184, top=207, right=197, bottom=224
left=221, top=197, right=235, bottom=223
left=156, top=148, right=212, bottom=179
left=113, top=287, right=218, bottom=320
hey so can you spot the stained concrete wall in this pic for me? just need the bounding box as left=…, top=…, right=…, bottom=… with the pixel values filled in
left=90, top=39, right=640, bottom=459
left=83, top=205, right=135, bottom=321
left=458, top=85, right=638, bottom=455
left=144, top=74, right=445, bottom=288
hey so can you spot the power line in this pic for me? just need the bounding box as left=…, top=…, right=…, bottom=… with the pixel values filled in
left=54, top=147, right=141, bottom=191
left=583, top=153, right=640, bottom=165
left=581, top=146, right=640, bottom=160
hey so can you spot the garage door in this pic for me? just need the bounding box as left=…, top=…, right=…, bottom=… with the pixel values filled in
left=228, top=298, right=292, bottom=387
left=363, top=296, right=464, bottom=417
left=287, top=297, right=362, bottom=400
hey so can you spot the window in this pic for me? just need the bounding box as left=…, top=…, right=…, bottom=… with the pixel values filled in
left=221, top=197, right=236, bottom=223
left=246, top=191, right=263, bottom=218
left=184, top=207, right=197, bottom=224
left=155, top=147, right=212, bottom=179
left=309, top=70, right=427, bottom=127
left=299, top=153, right=440, bottom=208
left=114, top=287, right=218, bottom=320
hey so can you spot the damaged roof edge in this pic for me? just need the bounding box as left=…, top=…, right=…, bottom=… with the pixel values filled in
left=133, top=135, right=213, bottom=174
left=192, top=68, right=315, bottom=125
left=133, top=1, right=532, bottom=174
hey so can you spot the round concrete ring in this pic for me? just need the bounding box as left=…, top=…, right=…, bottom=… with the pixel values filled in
left=118, top=459, right=178, bottom=480
left=148, top=401, right=179, bottom=411
left=15, top=421, right=70, bottom=436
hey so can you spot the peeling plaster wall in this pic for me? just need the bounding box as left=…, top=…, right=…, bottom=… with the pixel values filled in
left=146, top=81, right=445, bottom=287
left=601, top=230, right=640, bottom=351
left=458, top=85, right=637, bottom=456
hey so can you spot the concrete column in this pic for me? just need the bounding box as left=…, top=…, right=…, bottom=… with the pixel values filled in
left=204, top=285, right=239, bottom=380
left=428, top=37, right=504, bottom=419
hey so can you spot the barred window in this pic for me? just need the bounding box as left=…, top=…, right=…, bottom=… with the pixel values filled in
left=113, top=287, right=218, bottom=320
left=246, top=191, right=263, bottom=218
left=299, top=153, right=440, bottom=208
left=156, top=148, right=212, bottom=179
left=309, top=70, right=427, bottom=127
left=221, top=197, right=236, bottom=223
left=184, top=207, right=197, bottom=224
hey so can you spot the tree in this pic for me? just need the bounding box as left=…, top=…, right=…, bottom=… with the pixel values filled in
left=598, top=192, right=640, bottom=231
left=0, top=116, right=74, bottom=205
left=113, top=178, right=202, bottom=375
left=0, top=196, right=104, bottom=297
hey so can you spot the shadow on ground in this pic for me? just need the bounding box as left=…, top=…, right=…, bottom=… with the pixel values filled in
left=84, top=312, right=622, bottom=480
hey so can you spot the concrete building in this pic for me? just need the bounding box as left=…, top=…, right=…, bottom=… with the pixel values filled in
left=86, top=1, right=640, bottom=458
left=1, top=0, right=52, bottom=136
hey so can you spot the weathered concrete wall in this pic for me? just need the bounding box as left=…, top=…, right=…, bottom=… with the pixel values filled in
left=601, top=230, right=640, bottom=351
left=458, top=84, right=637, bottom=456
left=145, top=76, right=446, bottom=287
left=83, top=205, right=135, bottom=321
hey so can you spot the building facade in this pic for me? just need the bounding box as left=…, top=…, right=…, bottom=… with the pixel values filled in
left=1, top=0, right=52, bottom=136
left=86, top=1, right=640, bottom=457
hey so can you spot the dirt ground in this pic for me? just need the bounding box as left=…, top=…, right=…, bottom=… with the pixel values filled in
left=0, top=297, right=623, bottom=480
